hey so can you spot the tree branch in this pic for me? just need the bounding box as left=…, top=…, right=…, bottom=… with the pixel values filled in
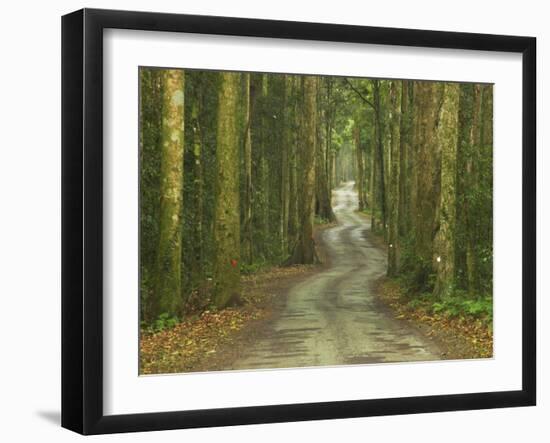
left=344, top=78, right=377, bottom=112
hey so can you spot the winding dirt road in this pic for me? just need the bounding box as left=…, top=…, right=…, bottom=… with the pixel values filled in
left=231, top=182, right=442, bottom=370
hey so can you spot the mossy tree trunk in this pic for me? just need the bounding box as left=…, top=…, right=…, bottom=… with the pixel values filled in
left=369, top=105, right=377, bottom=229
left=315, top=79, right=336, bottom=222
left=398, top=80, right=412, bottom=239
left=455, top=84, right=472, bottom=289
left=465, top=85, right=483, bottom=294
left=153, top=69, right=185, bottom=319
left=387, top=80, right=401, bottom=276
left=287, top=76, right=300, bottom=254
left=479, top=85, right=494, bottom=291
left=242, top=73, right=253, bottom=264
left=456, top=84, right=483, bottom=295
left=372, top=80, right=387, bottom=232
left=433, top=83, right=459, bottom=298
left=260, top=75, right=270, bottom=250
left=287, top=76, right=318, bottom=264
left=280, top=75, right=291, bottom=257
left=139, top=68, right=163, bottom=323
left=325, top=78, right=335, bottom=192
left=213, top=72, right=241, bottom=308
left=354, top=121, right=366, bottom=211
left=411, top=81, right=442, bottom=288
left=189, top=77, right=204, bottom=288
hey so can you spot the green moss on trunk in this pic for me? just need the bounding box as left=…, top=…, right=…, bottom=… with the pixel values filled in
left=213, top=72, right=241, bottom=308
left=411, top=81, right=442, bottom=287
left=387, top=81, right=401, bottom=277
left=433, top=83, right=459, bottom=298
left=288, top=76, right=317, bottom=264
left=154, top=69, right=185, bottom=318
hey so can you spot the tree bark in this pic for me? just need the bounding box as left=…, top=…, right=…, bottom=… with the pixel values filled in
left=433, top=83, right=460, bottom=298
left=354, top=122, right=366, bottom=211
left=326, top=79, right=335, bottom=192
left=387, top=80, right=401, bottom=276
left=480, top=85, right=493, bottom=251
left=369, top=107, right=378, bottom=230
left=154, top=69, right=185, bottom=318
left=280, top=75, right=291, bottom=256
left=190, top=79, right=204, bottom=288
left=287, top=76, right=318, bottom=264
left=398, top=80, right=412, bottom=238
left=287, top=76, right=299, bottom=254
left=140, top=68, right=163, bottom=322
left=373, top=80, right=387, bottom=231
left=242, top=73, right=253, bottom=264
left=465, top=84, right=482, bottom=294
left=213, top=72, right=241, bottom=308
left=411, top=81, right=442, bottom=287
left=315, top=79, right=336, bottom=222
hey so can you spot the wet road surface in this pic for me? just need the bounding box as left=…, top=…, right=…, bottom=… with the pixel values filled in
left=231, top=182, right=442, bottom=370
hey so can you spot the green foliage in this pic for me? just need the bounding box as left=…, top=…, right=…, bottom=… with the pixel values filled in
left=401, top=286, right=492, bottom=324
left=240, top=260, right=267, bottom=275
left=407, top=295, right=429, bottom=310
left=431, top=293, right=493, bottom=321
left=147, top=312, right=180, bottom=332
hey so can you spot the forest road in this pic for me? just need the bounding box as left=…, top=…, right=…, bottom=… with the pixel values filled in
left=231, top=181, right=442, bottom=370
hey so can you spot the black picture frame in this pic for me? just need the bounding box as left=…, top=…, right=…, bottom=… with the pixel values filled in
left=61, top=8, right=536, bottom=435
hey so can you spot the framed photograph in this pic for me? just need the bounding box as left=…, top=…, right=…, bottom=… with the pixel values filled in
left=61, top=8, right=536, bottom=435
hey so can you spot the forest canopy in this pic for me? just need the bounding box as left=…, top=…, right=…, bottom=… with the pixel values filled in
left=139, top=67, right=493, bottom=328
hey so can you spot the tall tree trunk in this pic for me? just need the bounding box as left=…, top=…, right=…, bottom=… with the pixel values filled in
left=253, top=74, right=270, bottom=260
left=287, top=76, right=300, bottom=254
left=280, top=75, right=291, bottom=256
left=354, top=122, right=366, bottom=211
left=433, top=83, right=460, bottom=298
left=140, top=69, right=163, bottom=323
left=261, top=75, right=270, bottom=249
left=190, top=81, right=204, bottom=288
left=455, top=84, right=472, bottom=289
left=267, top=76, right=285, bottom=259
left=480, top=85, right=494, bottom=256
left=326, top=98, right=334, bottom=192
left=408, top=82, right=418, bottom=252
left=287, top=76, right=318, bottom=264
left=373, top=80, right=387, bottom=231
left=154, top=69, right=185, bottom=318
left=331, top=153, right=337, bottom=188
left=315, top=79, right=336, bottom=222
left=465, top=85, right=482, bottom=294
left=411, top=81, right=442, bottom=287
left=325, top=78, right=333, bottom=191
left=242, top=73, right=253, bottom=264
left=213, top=72, right=241, bottom=308
left=398, top=80, right=412, bottom=238
left=387, top=81, right=401, bottom=276
left=369, top=107, right=377, bottom=229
